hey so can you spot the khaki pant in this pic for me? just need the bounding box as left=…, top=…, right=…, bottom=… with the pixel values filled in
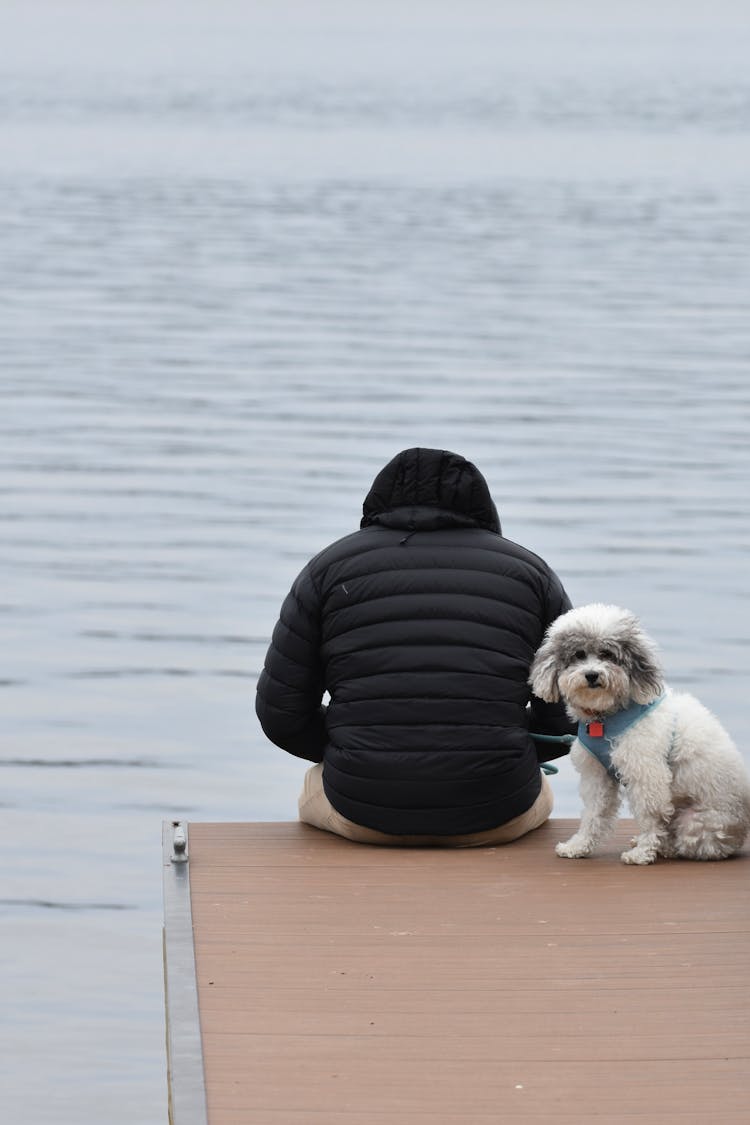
left=298, top=762, right=553, bottom=847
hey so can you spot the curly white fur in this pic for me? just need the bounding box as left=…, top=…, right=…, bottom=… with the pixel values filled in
left=530, top=604, right=750, bottom=864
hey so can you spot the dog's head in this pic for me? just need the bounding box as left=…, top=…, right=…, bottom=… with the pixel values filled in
left=529, top=603, right=665, bottom=719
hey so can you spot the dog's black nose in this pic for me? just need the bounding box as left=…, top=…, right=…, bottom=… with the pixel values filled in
left=585, top=671, right=600, bottom=686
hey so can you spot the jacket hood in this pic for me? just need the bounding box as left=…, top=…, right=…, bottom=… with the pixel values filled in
left=360, top=448, right=501, bottom=534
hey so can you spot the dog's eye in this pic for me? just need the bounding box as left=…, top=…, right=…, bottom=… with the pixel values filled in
left=574, top=649, right=587, bottom=660
left=600, top=649, right=616, bottom=662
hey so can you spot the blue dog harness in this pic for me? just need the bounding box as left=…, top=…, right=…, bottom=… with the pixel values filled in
left=577, top=695, right=668, bottom=781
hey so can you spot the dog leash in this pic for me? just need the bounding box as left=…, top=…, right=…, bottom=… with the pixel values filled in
left=531, top=732, right=576, bottom=775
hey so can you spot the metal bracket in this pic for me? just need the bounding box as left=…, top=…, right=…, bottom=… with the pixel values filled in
left=171, top=822, right=188, bottom=863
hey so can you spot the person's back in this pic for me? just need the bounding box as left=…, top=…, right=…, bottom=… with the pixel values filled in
left=256, top=447, right=574, bottom=842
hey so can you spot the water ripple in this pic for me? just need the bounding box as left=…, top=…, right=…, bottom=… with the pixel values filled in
left=0, top=899, right=135, bottom=912
left=0, top=758, right=163, bottom=769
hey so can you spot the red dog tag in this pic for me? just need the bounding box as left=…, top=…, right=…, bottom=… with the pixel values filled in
left=587, top=721, right=604, bottom=738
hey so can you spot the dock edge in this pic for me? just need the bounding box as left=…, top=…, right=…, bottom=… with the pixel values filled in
left=162, top=820, right=209, bottom=1125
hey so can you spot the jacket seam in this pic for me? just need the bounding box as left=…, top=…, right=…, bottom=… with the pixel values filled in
left=325, top=637, right=530, bottom=655
left=324, top=589, right=541, bottom=616
left=331, top=668, right=527, bottom=684
left=260, top=668, right=317, bottom=695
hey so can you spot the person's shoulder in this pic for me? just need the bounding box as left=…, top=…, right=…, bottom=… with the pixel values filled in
left=307, top=526, right=383, bottom=573
left=485, top=533, right=557, bottom=576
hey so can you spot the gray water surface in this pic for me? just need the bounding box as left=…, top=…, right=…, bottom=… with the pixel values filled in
left=1, top=2, right=749, bottom=1122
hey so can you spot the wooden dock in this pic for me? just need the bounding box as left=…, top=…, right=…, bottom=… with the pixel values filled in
left=163, top=819, right=750, bottom=1124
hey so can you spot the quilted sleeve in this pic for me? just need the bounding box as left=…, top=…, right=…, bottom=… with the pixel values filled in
left=255, top=565, right=327, bottom=762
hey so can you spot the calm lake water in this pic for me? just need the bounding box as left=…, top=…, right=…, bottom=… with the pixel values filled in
left=1, top=2, right=749, bottom=1121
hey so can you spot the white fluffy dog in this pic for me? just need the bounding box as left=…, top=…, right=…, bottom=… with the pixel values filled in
left=530, top=604, right=750, bottom=864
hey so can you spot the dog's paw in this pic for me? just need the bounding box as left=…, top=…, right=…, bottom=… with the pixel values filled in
left=620, top=845, right=656, bottom=865
left=556, top=837, right=593, bottom=859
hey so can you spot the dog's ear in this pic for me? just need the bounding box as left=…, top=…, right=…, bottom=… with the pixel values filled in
left=529, top=637, right=561, bottom=703
left=626, top=624, right=665, bottom=703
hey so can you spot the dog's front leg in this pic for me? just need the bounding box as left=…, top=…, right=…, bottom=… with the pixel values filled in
left=620, top=815, right=671, bottom=864
left=556, top=751, right=621, bottom=858
left=620, top=760, right=673, bottom=865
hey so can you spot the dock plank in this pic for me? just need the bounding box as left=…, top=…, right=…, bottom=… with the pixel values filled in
left=182, top=819, right=750, bottom=1123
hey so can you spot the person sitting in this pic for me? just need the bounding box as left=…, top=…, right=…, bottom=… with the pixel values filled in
left=256, top=447, right=575, bottom=846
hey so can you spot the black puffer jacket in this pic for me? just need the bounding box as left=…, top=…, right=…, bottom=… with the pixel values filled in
left=256, top=448, right=574, bottom=835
